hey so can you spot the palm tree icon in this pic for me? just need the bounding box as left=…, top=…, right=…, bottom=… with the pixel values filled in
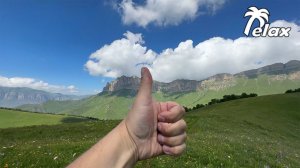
left=244, top=7, right=270, bottom=36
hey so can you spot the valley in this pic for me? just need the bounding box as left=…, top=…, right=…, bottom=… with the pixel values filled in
left=1, top=93, right=299, bottom=167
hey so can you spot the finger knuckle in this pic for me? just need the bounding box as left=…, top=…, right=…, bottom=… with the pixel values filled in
left=176, top=105, right=183, bottom=113
left=174, top=136, right=183, bottom=145
left=163, top=123, right=172, bottom=134
left=169, top=114, right=177, bottom=122
left=165, top=137, right=173, bottom=145
left=178, top=107, right=185, bottom=118
left=179, top=120, right=187, bottom=131
left=177, top=133, right=186, bottom=144
left=180, top=105, right=186, bottom=113
left=172, top=148, right=180, bottom=155
left=173, top=146, right=184, bottom=156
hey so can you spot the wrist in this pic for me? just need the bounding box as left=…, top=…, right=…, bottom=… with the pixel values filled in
left=115, top=121, right=139, bottom=167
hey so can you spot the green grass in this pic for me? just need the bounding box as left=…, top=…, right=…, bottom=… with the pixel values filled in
left=0, top=108, right=91, bottom=128
left=138, top=92, right=300, bottom=168
left=1, top=93, right=299, bottom=167
left=0, top=121, right=118, bottom=167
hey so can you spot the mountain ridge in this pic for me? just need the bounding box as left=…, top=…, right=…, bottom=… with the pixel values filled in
left=235, top=60, right=300, bottom=78
left=0, top=86, right=85, bottom=107
left=103, top=60, right=300, bottom=93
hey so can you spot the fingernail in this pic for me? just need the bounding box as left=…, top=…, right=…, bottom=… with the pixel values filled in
left=157, top=134, right=163, bottom=143
left=163, top=146, right=172, bottom=155
left=158, top=115, right=165, bottom=122
left=157, top=123, right=161, bottom=130
left=141, top=67, right=146, bottom=77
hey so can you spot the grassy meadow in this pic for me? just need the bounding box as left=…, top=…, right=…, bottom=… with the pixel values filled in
left=0, top=108, right=91, bottom=129
left=0, top=93, right=299, bottom=167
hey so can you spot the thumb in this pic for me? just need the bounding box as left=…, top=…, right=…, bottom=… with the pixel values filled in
left=136, top=67, right=153, bottom=104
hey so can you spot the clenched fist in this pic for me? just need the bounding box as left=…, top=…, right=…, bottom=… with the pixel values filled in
left=126, top=67, right=187, bottom=160
left=68, top=67, right=187, bottom=168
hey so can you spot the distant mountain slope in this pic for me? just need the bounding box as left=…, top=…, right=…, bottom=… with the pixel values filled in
left=104, top=60, right=300, bottom=93
left=19, top=60, right=300, bottom=119
left=0, top=108, right=91, bottom=128
left=235, top=60, right=300, bottom=78
left=0, top=87, right=85, bottom=107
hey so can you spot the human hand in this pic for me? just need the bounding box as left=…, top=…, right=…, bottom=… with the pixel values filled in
left=124, top=67, right=187, bottom=160
left=68, top=67, right=186, bottom=168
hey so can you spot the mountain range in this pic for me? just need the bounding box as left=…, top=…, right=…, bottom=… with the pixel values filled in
left=17, top=60, right=300, bottom=119
left=103, top=60, right=300, bottom=93
left=0, top=87, right=85, bottom=107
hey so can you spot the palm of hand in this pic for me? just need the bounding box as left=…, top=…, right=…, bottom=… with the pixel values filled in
left=126, top=96, right=163, bottom=160
left=125, top=68, right=186, bottom=161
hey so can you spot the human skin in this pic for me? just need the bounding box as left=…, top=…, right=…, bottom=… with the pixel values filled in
left=68, top=67, right=187, bottom=168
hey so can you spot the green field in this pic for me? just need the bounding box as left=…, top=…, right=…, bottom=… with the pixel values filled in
left=1, top=93, right=299, bottom=167
left=0, top=108, right=91, bottom=128
left=19, top=75, right=300, bottom=120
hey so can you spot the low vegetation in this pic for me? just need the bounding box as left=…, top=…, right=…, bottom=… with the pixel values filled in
left=285, top=87, right=300, bottom=93
left=184, top=93, right=257, bottom=112
left=0, top=93, right=299, bottom=167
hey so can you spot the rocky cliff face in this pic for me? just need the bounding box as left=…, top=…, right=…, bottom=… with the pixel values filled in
left=199, top=73, right=236, bottom=91
left=0, top=87, right=82, bottom=107
left=103, top=60, right=300, bottom=94
left=103, top=73, right=238, bottom=93
left=153, top=80, right=200, bottom=93
left=103, top=76, right=200, bottom=93
left=103, top=76, right=140, bottom=92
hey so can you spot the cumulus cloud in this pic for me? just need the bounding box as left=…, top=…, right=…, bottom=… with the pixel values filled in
left=118, top=0, right=226, bottom=27
left=85, top=20, right=300, bottom=82
left=85, top=31, right=156, bottom=77
left=0, top=76, right=78, bottom=94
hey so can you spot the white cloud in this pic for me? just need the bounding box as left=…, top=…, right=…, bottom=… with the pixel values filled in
left=118, top=0, right=226, bottom=27
left=85, top=20, right=300, bottom=82
left=85, top=31, right=156, bottom=77
left=0, top=76, right=78, bottom=94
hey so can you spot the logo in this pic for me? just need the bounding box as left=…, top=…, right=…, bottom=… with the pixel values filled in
left=244, top=7, right=291, bottom=37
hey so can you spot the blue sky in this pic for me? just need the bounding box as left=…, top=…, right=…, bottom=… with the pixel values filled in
left=0, top=0, right=299, bottom=95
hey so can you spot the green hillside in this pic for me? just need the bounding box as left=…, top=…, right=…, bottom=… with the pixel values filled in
left=19, top=75, right=300, bottom=120
left=156, top=75, right=300, bottom=106
left=1, top=93, right=299, bottom=167
left=0, top=108, right=91, bottom=128
left=19, top=93, right=135, bottom=119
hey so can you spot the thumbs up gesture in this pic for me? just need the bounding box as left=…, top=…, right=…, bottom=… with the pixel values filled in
left=68, top=67, right=186, bottom=168
left=125, top=67, right=187, bottom=160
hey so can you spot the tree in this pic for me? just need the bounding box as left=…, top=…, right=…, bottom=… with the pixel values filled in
left=195, top=104, right=204, bottom=109
left=209, top=99, right=220, bottom=105
left=285, top=88, right=300, bottom=93
left=241, top=93, right=248, bottom=98
left=244, top=6, right=270, bottom=36
left=249, top=93, right=258, bottom=97
left=295, top=88, right=300, bottom=92
left=286, top=89, right=293, bottom=93
left=183, top=106, right=190, bottom=112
